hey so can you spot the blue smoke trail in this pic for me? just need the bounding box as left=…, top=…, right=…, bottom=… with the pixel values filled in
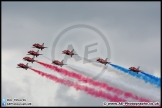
left=109, top=63, right=160, bottom=88
left=141, top=72, right=160, bottom=82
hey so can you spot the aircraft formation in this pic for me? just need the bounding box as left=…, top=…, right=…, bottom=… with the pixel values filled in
left=17, top=43, right=143, bottom=74
left=17, top=43, right=47, bottom=70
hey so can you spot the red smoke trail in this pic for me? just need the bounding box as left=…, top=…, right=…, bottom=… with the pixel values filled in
left=30, top=68, right=126, bottom=102
left=36, top=61, right=150, bottom=102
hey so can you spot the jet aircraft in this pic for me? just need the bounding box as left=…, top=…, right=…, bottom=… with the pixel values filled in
left=27, top=50, right=42, bottom=57
left=32, top=43, right=47, bottom=50
left=129, top=66, right=142, bottom=74
left=17, top=63, right=31, bottom=70
left=62, top=49, right=77, bottom=57
left=96, top=58, right=111, bottom=65
left=52, top=60, right=67, bottom=67
left=23, top=56, right=35, bottom=63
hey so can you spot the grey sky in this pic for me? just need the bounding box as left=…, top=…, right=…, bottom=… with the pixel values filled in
left=2, top=2, right=160, bottom=106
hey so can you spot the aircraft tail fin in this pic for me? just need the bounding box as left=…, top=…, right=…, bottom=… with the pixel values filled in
left=37, top=50, right=42, bottom=55
left=105, top=58, right=108, bottom=61
left=137, top=66, right=140, bottom=70
left=71, top=49, right=74, bottom=53
left=60, top=64, right=67, bottom=67
left=26, top=63, right=28, bottom=66
left=42, top=43, right=44, bottom=47
left=32, top=56, right=35, bottom=60
left=61, top=60, right=67, bottom=66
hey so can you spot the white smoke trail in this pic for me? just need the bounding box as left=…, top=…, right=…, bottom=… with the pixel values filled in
left=66, top=64, right=160, bottom=102
left=42, top=55, right=160, bottom=101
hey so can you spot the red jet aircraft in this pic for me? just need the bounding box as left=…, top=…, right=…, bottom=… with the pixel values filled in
left=52, top=60, right=66, bottom=67
left=62, top=49, right=77, bottom=57
left=129, top=66, right=142, bottom=74
left=32, top=43, right=47, bottom=50
left=23, top=56, right=35, bottom=63
left=17, top=63, right=31, bottom=70
left=27, top=50, right=42, bottom=57
left=96, top=58, right=111, bottom=65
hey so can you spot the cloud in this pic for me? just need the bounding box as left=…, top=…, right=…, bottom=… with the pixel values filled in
left=2, top=2, right=160, bottom=106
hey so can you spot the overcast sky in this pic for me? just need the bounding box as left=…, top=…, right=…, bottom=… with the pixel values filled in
left=2, top=2, right=160, bottom=106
